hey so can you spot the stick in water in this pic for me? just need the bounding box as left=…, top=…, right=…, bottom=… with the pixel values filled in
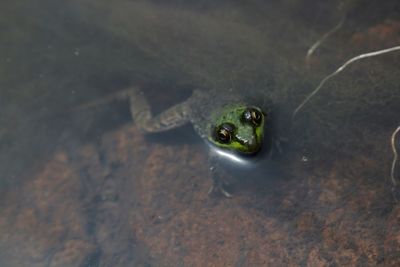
left=293, top=45, right=400, bottom=120
left=391, top=126, right=400, bottom=187
left=306, top=17, right=345, bottom=62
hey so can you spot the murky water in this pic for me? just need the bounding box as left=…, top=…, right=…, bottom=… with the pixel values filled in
left=1, top=0, right=399, bottom=266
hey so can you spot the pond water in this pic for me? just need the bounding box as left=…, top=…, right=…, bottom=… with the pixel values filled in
left=0, top=0, right=399, bottom=266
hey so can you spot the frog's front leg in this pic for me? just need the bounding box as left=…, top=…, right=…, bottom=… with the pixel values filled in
left=128, top=87, right=191, bottom=133
left=207, top=151, right=233, bottom=198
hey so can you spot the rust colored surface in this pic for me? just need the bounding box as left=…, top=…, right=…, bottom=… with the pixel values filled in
left=0, top=123, right=399, bottom=266
left=351, top=20, right=400, bottom=49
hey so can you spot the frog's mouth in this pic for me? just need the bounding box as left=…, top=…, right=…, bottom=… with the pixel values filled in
left=208, top=137, right=265, bottom=168
left=232, top=135, right=262, bottom=154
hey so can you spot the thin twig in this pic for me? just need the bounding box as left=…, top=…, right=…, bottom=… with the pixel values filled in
left=391, top=126, right=400, bottom=186
left=293, top=45, right=400, bottom=120
left=306, top=17, right=345, bottom=61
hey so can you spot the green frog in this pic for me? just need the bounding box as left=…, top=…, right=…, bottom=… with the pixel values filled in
left=127, top=87, right=268, bottom=197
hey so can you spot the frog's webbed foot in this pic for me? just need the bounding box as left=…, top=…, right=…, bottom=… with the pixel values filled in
left=208, top=153, right=233, bottom=198
left=208, top=166, right=233, bottom=198
left=208, top=180, right=233, bottom=198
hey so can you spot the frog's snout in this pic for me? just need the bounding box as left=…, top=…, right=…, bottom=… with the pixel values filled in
left=245, top=137, right=256, bottom=147
left=242, top=136, right=262, bottom=154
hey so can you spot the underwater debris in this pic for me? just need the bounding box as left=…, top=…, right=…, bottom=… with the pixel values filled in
left=391, top=126, right=400, bottom=187
left=305, top=17, right=345, bottom=64
left=292, top=45, right=400, bottom=120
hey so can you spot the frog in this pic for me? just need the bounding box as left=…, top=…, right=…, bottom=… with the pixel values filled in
left=126, top=86, right=268, bottom=197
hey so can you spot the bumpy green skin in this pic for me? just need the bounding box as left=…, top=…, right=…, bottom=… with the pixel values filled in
left=207, top=105, right=264, bottom=154
left=129, top=87, right=266, bottom=155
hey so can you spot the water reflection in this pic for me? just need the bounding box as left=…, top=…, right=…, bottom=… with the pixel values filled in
left=0, top=0, right=399, bottom=266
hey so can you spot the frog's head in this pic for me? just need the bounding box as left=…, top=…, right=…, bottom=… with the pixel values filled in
left=208, top=105, right=265, bottom=154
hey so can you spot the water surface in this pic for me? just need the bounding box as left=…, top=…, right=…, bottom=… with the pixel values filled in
left=1, top=0, right=400, bottom=266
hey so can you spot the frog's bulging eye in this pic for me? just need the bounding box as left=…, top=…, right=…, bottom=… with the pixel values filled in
left=242, top=108, right=263, bottom=126
left=215, top=123, right=235, bottom=144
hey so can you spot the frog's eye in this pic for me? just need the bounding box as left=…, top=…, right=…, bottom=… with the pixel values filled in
left=215, top=123, right=235, bottom=144
left=242, top=108, right=263, bottom=126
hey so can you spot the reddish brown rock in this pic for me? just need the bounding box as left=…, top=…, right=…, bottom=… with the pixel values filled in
left=0, top=123, right=398, bottom=266
left=384, top=206, right=400, bottom=266
left=0, top=152, right=95, bottom=266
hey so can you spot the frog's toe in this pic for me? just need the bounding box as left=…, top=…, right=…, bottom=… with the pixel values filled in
left=220, top=187, right=233, bottom=198
left=208, top=182, right=233, bottom=198
left=207, top=184, right=215, bottom=195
